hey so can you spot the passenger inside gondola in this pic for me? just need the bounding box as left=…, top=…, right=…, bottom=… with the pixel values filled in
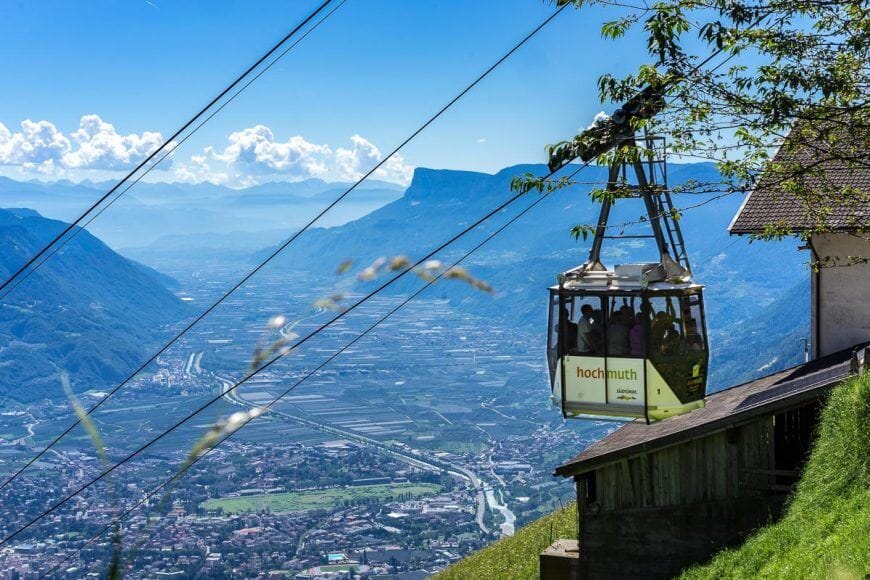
left=629, top=303, right=649, bottom=356
left=650, top=310, right=675, bottom=354
left=661, top=322, right=683, bottom=355
left=606, top=305, right=631, bottom=355
left=682, top=300, right=705, bottom=352
left=576, top=303, right=599, bottom=354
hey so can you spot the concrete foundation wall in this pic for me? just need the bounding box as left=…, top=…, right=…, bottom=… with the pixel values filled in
left=812, top=233, right=870, bottom=357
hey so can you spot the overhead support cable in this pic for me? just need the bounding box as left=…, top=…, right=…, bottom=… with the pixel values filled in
left=0, top=155, right=584, bottom=548
left=39, top=166, right=570, bottom=578
left=0, top=1, right=567, bottom=494
left=0, top=0, right=340, bottom=298
left=0, top=0, right=346, bottom=491
left=0, top=4, right=569, bottom=526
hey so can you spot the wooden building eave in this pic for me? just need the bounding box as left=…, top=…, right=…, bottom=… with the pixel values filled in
left=555, top=345, right=865, bottom=478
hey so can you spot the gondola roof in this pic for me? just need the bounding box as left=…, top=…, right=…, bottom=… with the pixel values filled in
left=549, top=264, right=704, bottom=293
left=549, top=280, right=704, bottom=293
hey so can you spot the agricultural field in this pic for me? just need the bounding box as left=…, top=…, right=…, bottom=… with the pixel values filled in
left=317, top=564, right=359, bottom=573
left=201, top=482, right=442, bottom=514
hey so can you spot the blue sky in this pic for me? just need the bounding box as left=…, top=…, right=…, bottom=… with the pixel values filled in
left=0, top=0, right=651, bottom=185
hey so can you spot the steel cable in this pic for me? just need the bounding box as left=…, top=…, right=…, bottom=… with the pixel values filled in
left=0, top=2, right=567, bottom=493
left=38, top=164, right=579, bottom=578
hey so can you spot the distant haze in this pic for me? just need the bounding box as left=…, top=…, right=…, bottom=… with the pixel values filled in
left=0, top=176, right=405, bottom=249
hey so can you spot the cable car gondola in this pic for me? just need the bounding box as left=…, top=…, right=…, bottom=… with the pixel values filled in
left=545, top=99, right=709, bottom=422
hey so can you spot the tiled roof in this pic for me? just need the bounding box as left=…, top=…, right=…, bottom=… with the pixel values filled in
left=729, top=116, right=870, bottom=234
left=555, top=344, right=865, bottom=477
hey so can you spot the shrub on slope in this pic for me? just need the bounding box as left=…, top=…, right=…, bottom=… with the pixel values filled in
left=434, top=503, right=577, bottom=580
left=683, top=372, right=870, bottom=579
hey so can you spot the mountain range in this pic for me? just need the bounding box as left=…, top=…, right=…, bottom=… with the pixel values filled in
left=0, top=162, right=811, bottom=401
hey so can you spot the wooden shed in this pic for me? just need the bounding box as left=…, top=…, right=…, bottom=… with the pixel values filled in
left=552, top=345, right=866, bottom=579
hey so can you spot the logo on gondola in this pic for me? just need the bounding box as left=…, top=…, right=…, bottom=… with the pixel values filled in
left=616, top=388, right=638, bottom=401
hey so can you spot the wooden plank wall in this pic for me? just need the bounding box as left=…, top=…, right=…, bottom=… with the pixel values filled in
left=571, top=402, right=820, bottom=578
left=592, top=416, right=777, bottom=511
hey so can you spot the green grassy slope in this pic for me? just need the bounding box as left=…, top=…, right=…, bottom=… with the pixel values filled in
left=682, top=372, right=870, bottom=579
left=438, top=373, right=869, bottom=580
left=434, top=503, right=577, bottom=580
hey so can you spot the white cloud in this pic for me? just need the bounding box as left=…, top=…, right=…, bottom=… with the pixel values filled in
left=335, top=134, right=380, bottom=180
left=334, top=134, right=414, bottom=185
left=174, top=127, right=414, bottom=187
left=0, top=115, right=413, bottom=187
left=63, top=115, right=165, bottom=170
left=172, top=153, right=228, bottom=185
left=0, top=115, right=166, bottom=174
left=0, top=119, right=71, bottom=173
left=210, top=125, right=332, bottom=180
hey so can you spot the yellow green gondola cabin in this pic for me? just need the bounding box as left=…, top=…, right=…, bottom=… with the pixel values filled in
left=547, top=262, right=708, bottom=422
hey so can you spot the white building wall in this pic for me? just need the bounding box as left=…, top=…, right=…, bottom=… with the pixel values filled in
left=811, top=233, right=870, bottom=357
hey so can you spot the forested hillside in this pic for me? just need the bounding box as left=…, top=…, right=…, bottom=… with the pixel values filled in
left=0, top=208, right=188, bottom=402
